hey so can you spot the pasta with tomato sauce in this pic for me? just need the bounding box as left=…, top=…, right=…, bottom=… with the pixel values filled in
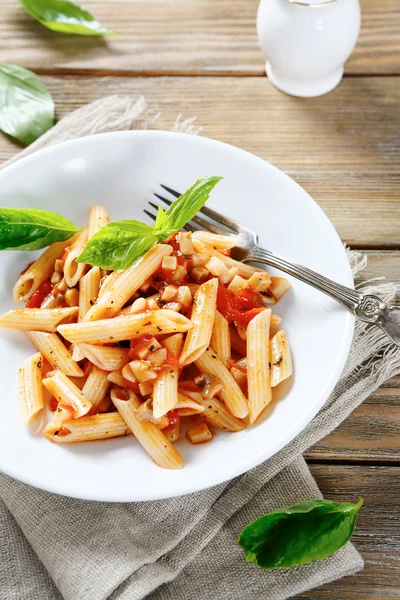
left=0, top=206, right=293, bottom=469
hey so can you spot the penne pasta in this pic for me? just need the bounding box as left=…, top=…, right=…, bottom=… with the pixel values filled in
left=13, top=238, right=75, bottom=303
left=0, top=307, right=78, bottom=333
left=59, top=309, right=192, bottom=345
left=192, top=231, right=238, bottom=250
left=270, top=329, right=293, bottom=387
left=27, top=331, right=84, bottom=377
left=88, top=204, right=109, bottom=239
left=269, top=277, right=292, bottom=300
left=43, top=412, right=131, bottom=443
left=111, top=388, right=183, bottom=469
left=193, top=241, right=258, bottom=279
left=247, top=309, right=272, bottom=424
left=175, top=392, right=205, bottom=416
left=83, top=244, right=172, bottom=321
left=64, top=227, right=89, bottom=287
left=107, top=369, right=139, bottom=391
left=179, top=391, right=245, bottom=431
left=77, top=343, right=130, bottom=371
left=210, top=309, right=231, bottom=364
left=180, top=278, right=218, bottom=366
left=153, top=367, right=179, bottom=418
left=195, top=348, right=249, bottom=418
left=82, top=364, right=110, bottom=408
left=42, top=370, right=92, bottom=418
left=229, top=325, right=247, bottom=356
left=78, top=266, right=101, bottom=321
left=17, top=352, right=44, bottom=424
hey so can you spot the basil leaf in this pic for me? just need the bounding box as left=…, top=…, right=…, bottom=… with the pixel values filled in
left=238, top=498, right=363, bottom=569
left=19, top=0, right=111, bottom=36
left=163, top=176, right=223, bottom=236
left=154, top=206, right=169, bottom=233
left=77, top=220, right=158, bottom=270
left=0, top=208, right=80, bottom=251
left=0, top=64, right=55, bottom=145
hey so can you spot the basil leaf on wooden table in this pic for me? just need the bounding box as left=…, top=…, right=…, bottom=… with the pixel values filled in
left=238, top=498, right=363, bottom=569
left=78, top=175, right=223, bottom=270
left=0, top=64, right=54, bottom=145
left=0, top=209, right=80, bottom=251
left=77, top=221, right=158, bottom=270
left=19, top=0, right=111, bottom=36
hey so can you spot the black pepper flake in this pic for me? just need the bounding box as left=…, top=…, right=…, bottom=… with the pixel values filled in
left=169, top=370, right=174, bottom=374
left=89, top=300, right=94, bottom=305
left=54, top=430, right=60, bottom=436
left=37, top=360, right=42, bottom=369
left=212, top=355, right=217, bottom=359
left=149, top=345, right=155, bottom=352
left=268, top=362, right=271, bottom=369
left=273, top=356, right=283, bottom=366
left=109, top=336, right=114, bottom=340
left=157, top=326, right=163, bottom=332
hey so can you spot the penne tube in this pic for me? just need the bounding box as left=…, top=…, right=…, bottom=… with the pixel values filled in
left=13, top=238, right=75, bottom=303
left=83, top=244, right=172, bottom=321
left=42, top=370, right=92, bottom=418
left=18, top=352, right=44, bottom=424
left=0, top=307, right=78, bottom=333
left=193, top=241, right=258, bottom=278
left=77, top=343, right=130, bottom=371
left=98, top=270, right=123, bottom=299
left=179, top=391, right=245, bottom=432
left=176, top=392, right=206, bottom=415
left=192, top=231, right=238, bottom=250
left=247, top=309, right=272, bottom=424
left=111, top=388, right=183, bottom=469
left=64, top=227, right=89, bottom=287
left=27, top=331, right=84, bottom=377
left=180, top=278, right=218, bottom=366
left=195, top=348, right=249, bottom=418
left=153, top=367, right=179, bottom=418
left=88, top=204, right=109, bottom=239
left=210, top=310, right=231, bottom=364
left=59, top=309, right=192, bottom=345
left=78, top=266, right=101, bottom=321
left=270, top=330, right=293, bottom=387
left=82, top=364, right=110, bottom=408
left=43, top=412, right=131, bottom=443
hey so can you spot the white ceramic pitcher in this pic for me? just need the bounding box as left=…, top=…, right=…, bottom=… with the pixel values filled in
left=257, top=0, right=361, bottom=97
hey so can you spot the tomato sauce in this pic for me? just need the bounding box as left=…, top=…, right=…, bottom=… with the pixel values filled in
left=26, top=280, right=53, bottom=308
left=163, top=409, right=179, bottom=431
left=128, top=334, right=154, bottom=360
left=216, top=285, right=265, bottom=324
left=49, top=397, right=58, bottom=412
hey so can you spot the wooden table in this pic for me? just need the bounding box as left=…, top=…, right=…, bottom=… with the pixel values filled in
left=1, top=1, right=399, bottom=597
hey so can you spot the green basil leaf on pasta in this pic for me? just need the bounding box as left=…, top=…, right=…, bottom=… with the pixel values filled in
left=77, top=220, right=158, bottom=270
left=0, top=208, right=80, bottom=250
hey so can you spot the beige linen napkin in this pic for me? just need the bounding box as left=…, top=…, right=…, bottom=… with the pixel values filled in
left=1, top=96, right=399, bottom=600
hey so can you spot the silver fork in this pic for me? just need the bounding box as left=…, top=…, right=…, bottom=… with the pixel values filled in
left=145, top=185, right=400, bottom=347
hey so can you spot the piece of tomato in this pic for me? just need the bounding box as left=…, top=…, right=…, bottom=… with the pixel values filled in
left=163, top=410, right=179, bottom=431
left=26, top=280, right=53, bottom=308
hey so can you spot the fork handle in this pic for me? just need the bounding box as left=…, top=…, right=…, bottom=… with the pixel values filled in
left=246, top=247, right=400, bottom=346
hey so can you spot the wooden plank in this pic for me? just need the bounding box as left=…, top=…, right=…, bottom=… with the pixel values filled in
left=297, top=465, right=400, bottom=599
left=0, top=76, right=399, bottom=246
left=0, top=0, right=399, bottom=75
left=305, top=386, right=400, bottom=463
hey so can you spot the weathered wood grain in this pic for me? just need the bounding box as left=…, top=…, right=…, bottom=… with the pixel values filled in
left=306, top=387, right=400, bottom=463
left=0, top=76, right=399, bottom=247
left=0, top=0, right=399, bottom=75
left=297, top=465, right=400, bottom=599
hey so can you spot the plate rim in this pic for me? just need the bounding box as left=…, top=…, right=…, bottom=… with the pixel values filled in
left=0, top=130, right=354, bottom=501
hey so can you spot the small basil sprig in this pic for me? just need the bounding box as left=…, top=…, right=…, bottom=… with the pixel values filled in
left=238, top=498, right=363, bottom=569
left=77, top=176, right=222, bottom=270
left=0, top=209, right=80, bottom=251
left=0, top=64, right=55, bottom=145
left=19, top=0, right=111, bottom=36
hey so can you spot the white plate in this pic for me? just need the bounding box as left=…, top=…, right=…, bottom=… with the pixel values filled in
left=0, top=131, right=354, bottom=502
